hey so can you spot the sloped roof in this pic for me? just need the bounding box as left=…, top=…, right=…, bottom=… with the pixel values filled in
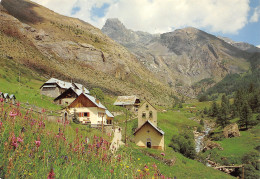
left=134, top=120, right=164, bottom=135
left=73, top=83, right=90, bottom=94
left=44, top=78, right=73, bottom=89
left=114, top=95, right=139, bottom=106
left=105, top=109, right=114, bottom=118
left=41, top=78, right=89, bottom=94
left=83, top=94, right=106, bottom=109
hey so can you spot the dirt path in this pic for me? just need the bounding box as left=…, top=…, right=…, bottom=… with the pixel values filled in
left=110, top=126, right=124, bottom=153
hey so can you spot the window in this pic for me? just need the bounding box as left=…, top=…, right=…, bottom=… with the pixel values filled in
left=149, top=111, right=153, bottom=118
left=146, top=104, right=149, bottom=110
left=84, top=112, right=90, bottom=117
left=142, top=112, right=146, bottom=118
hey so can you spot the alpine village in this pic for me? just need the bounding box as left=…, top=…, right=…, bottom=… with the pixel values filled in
left=0, top=0, right=259, bottom=178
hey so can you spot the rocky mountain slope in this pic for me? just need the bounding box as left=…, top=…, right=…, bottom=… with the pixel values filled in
left=0, top=0, right=175, bottom=105
left=102, top=19, right=253, bottom=97
left=218, top=37, right=260, bottom=53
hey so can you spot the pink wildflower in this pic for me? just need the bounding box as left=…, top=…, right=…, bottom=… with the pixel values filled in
left=0, top=98, right=4, bottom=102
left=9, top=111, right=17, bottom=117
left=35, top=140, right=41, bottom=148
left=41, top=108, right=46, bottom=113
left=17, top=137, right=23, bottom=143
left=160, top=152, right=165, bottom=156
left=16, top=102, right=20, bottom=107
left=12, top=141, right=18, bottom=149
left=0, top=121, right=3, bottom=128
left=47, top=168, right=55, bottom=179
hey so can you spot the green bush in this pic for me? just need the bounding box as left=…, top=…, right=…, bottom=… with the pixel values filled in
left=169, top=130, right=196, bottom=159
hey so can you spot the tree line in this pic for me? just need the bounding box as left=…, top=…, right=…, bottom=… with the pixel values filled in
left=204, top=84, right=260, bottom=129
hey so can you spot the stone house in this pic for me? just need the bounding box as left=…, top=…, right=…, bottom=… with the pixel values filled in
left=40, top=78, right=89, bottom=98
left=68, top=93, right=113, bottom=126
left=134, top=100, right=165, bottom=150
left=113, top=95, right=140, bottom=112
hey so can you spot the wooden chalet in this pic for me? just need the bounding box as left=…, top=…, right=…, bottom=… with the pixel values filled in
left=68, top=93, right=113, bottom=126
left=54, top=87, right=86, bottom=105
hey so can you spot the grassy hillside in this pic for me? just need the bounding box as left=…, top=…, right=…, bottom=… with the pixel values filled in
left=0, top=0, right=176, bottom=106
left=0, top=57, right=61, bottom=111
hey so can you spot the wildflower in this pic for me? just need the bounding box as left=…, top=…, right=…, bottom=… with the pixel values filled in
left=126, top=166, right=129, bottom=168
left=47, top=168, right=55, bottom=179
left=9, top=111, right=17, bottom=117
left=0, top=98, right=3, bottom=102
left=160, top=152, right=165, bottom=156
left=12, top=141, right=18, bottom=149
left=110, top=169, right=114, bottom=174
left=35, top=140, right=41, bottom=148
left=138, top=158, right=140, bottom=160
left=137, top=169, right=141, bottom=172
left=17, top=137, right=23, bottom=143
left=41, top=108, right=46, bottom=113
left=0, top=121, right=3, bottom=128
left=16, top=102, right=20, bottom=107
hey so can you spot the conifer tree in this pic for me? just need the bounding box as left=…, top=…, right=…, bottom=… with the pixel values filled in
left=210, top=101, right=218, bottom=117
left=238, top=102, right=253, bottom=130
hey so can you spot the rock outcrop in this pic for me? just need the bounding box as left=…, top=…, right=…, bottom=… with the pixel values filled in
left=203, top=140, right=223, bottom=151
left=223, top=123, right=240, bottom=138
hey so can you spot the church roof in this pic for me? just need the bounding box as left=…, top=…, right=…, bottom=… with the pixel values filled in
left=133, top=120, right=164, bottom=136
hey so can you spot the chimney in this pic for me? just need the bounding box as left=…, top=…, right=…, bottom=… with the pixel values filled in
left=96, top=98, right=100, bottom=104
left=82, top=86, right=85, bottom=94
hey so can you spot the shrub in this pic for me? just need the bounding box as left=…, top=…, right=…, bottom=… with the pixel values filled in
left=169, top=130, right=196, bottom=159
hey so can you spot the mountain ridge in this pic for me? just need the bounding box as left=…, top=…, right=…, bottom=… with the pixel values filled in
left=102, top=18, right=253, bottom=97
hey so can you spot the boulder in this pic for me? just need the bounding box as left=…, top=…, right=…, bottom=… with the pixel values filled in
left=223, top=123, right=240, bottom=138
left=203, top=140, right=223, bottom=151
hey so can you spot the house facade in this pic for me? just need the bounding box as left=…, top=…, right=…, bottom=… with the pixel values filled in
left=134, top=100, right=164, bottom=150
left=113, top=95, right=140, bottom=112
left=137, top=101, right=157, bottom=128
left=40, top=78, right=89, bottom=98
left=68, top=93, right=113, bottom=126
left=134, top=120, right=164, bottom=150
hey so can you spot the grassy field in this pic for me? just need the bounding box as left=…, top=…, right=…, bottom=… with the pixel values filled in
left=0, top=58, right=61, bottom=111
left=204, top=124, right=260, bottom=165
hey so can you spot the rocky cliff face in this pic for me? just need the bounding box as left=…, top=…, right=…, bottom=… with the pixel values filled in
left=102, top=19, right=251, bottom=97
left=0, top=0, right=175, bottom=105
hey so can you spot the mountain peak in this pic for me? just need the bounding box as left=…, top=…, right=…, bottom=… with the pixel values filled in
left=103, top=18, right=126, bottom=31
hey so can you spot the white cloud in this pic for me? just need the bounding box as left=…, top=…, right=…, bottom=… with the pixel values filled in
left=31, top=0, right=250, bottom=34
left=250, top=6, right=260, bottom=22
left=257, top=45, right=260, bottom=48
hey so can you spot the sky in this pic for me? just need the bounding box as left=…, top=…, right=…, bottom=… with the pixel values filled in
left=31, top=0, right=260, bottom=47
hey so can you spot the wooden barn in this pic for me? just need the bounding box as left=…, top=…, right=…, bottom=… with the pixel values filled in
left=68, top=93, right=113, bottom=126
left=113, top=95, right=140, bottom=113
left=134, top=100, right=164, bottom=150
